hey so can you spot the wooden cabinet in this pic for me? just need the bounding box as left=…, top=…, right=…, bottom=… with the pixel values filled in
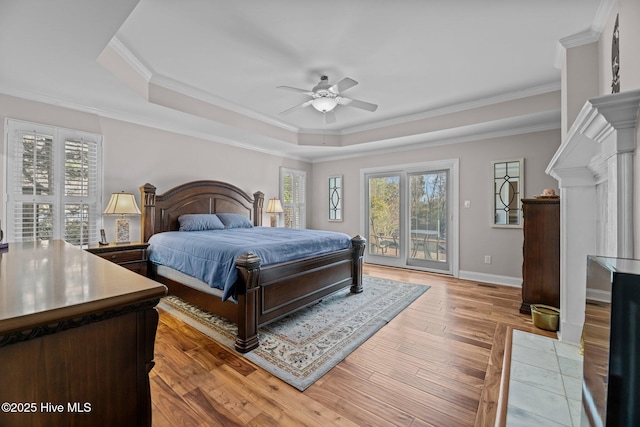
left=86, top=242, right=149, bottom=275
left=0, top=240, right=167, bottom=427
left=520, top=198, right=560, bottom=314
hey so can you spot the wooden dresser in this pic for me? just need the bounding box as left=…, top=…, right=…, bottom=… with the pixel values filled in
left=0, top=240, right=167, bottom=427
left=520, top=198, right=560, bottom=314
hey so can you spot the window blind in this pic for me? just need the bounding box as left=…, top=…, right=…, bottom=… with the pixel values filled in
left=63, top=138, right=99, bottom=246
left=6, top=120, right=103, bottom=246
left=280, top=167, right=306, bottom=229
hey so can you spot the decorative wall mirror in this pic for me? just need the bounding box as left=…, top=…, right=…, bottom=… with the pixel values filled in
left=328, top=175, right=343, bottom=222
left=492, top=159, right=524, bottom=227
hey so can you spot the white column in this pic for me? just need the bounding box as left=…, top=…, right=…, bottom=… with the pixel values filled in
left=555, top=170, right=597, bottom=344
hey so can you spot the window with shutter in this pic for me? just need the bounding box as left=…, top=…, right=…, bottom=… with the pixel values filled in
left=279, top=167, right=306, bottom=229
left=5, top=119, right=103, bottom=246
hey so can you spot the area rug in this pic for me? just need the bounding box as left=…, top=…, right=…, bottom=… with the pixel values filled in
left=158, top=275, right=429, bottom=391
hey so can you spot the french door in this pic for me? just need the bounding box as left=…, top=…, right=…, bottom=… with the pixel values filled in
left=364, top=161, right=456, bottom=275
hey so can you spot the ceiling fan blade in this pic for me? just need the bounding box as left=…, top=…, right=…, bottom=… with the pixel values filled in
left=337, top=97, right=378, bottom=112
left=329, top=77, right=358, bottom=94
left=276, top=85, right=314, bottom=96
left=323, top=110, right=336, bottom=124
left=280, top=99, right=313, bottom=115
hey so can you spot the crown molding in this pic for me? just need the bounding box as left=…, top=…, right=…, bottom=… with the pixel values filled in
left=149, top=74, right=300, bottom=134
left=552, top=0, right=616, bottom=71
left=0, top=80, right=561, bottom=165
left=310, top=113, right=560, bottom=164
left=0, top=85, right=311, bottom=162
left=108, top=37, right=153, bottom=82
left=335, top=82, right=561, bottom=136
left=105, top=37, right=301, bottom=134
left=591, top=0, right=616, bottom=34
left=554, top=28, right=601, bottom=69
left=559, top=28, right=601, bottom=49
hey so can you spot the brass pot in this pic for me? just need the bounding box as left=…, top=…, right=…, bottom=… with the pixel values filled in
left=531, top=304, right=560, bottom=331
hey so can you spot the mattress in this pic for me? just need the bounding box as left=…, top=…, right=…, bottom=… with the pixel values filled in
left=148, top=227, right=352, bottom=301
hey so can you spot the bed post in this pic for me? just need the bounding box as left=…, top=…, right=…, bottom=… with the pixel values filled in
left=140, top=184, right=156, bottom=243
left=350, top=235, right=366, bottom=294
left=253, top=191, right=264, bottom=226
left=234, top=253, right=261, bottom=353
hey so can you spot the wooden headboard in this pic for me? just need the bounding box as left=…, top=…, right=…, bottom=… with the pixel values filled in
left=140, top=180, right=264, bottom=242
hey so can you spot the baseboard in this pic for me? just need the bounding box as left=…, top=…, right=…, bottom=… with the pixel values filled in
left=586, top=288, right=611, bottom=303
left=458, top=270, right=522, bottom=288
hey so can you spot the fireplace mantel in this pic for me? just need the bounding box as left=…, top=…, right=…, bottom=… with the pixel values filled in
left=546, top=89, right=640, bottom=344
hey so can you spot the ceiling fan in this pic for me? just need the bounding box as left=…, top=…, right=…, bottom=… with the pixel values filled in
left=277, top=75, right=378, bottom=124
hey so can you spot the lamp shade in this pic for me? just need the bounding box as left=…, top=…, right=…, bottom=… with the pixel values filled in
left=103, top=192, right=141, bottom=216
left=266, top=198, right=284, bottom=214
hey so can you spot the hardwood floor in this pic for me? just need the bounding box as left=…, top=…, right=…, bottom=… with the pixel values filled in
left=150, top=264, right=556, bottom=426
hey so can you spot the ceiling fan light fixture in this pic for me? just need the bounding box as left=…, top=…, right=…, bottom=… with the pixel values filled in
left=311, top=97, right=338, bottom=113
left=277, top=75, right=377, bottom=117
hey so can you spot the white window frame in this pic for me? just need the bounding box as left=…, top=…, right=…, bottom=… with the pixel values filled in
left=279, top=167, right=306, bottom=229
left=5, top=119, right=103, bottom=246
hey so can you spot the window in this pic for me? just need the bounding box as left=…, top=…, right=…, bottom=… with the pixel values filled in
left=492, top=158, right=524, bottom=227
left=6, top=119, right=103, bottom=246
left=280, top=167, right=306, bottom=229
left=328, top=175, right=343, bottom=222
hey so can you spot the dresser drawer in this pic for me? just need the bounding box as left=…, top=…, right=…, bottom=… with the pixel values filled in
left=86, top=242, right=149, bottom=277
left=96, top=249, right=146, bottom=264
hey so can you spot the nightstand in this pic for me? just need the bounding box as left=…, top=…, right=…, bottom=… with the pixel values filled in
left=86, top=242, right=149, bottom=276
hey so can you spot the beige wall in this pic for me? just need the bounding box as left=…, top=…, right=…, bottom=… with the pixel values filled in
left=563, top=42, right=599, bottom=137
left=0, top=93, right=311, bottom=242
left=310, top=129, right=561, bottom=280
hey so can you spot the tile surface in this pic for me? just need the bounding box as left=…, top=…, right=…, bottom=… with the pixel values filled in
left=506, top=330, right=583, bottom=427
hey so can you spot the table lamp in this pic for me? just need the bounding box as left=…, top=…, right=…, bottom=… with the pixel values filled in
left=103, top=192, right=141, bottom=243
left=265, top=198, right=284, bottom=227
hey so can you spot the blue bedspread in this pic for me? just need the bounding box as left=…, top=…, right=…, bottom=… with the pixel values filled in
left=148, top=227, right=352, bottom=301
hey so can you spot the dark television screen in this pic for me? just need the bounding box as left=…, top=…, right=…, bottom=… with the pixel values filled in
left=584, top=256, right=640, bottom=427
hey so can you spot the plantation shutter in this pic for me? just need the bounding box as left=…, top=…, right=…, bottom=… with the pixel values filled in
left=280, top=167, right=306, bottom=229
left=8, top=127, right=56, bottom=242
left=6, top=119, right=102, bottom=246
left=63, top=138, right=100, bottom=246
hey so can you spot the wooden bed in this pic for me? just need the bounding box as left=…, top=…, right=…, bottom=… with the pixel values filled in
left=140, top=180, right=365, bottom=353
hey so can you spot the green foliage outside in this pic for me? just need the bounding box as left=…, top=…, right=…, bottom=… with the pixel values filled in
left=369, top=172, right=447, bottom=257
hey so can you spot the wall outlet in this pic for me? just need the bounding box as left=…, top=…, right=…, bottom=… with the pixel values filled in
left=484, top=255, right=492, bottom=264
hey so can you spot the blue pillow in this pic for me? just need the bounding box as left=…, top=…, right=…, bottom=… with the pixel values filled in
left=178, top=214, right=225, bottom=231
left=216, top=213, right=253, bottom=229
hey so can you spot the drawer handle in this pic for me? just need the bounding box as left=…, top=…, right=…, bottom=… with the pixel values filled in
left=111, top=255, right=117, bottom=259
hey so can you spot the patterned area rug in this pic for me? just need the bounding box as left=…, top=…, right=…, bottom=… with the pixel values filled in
left=158, top=275, right=429, bottom=391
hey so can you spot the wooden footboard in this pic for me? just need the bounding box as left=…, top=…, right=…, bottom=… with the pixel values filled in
left=235, top=236, right=365, bottom=352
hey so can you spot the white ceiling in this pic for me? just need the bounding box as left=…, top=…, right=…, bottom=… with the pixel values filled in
left=0, top=0, right=605, bottom=162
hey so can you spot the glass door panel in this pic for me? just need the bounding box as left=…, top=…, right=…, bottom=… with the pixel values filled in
left=364, top=165, right=453, bottom=274
left=408, top=171, right=449, bottom=271
left=367, top=175, right=400, bottom=258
